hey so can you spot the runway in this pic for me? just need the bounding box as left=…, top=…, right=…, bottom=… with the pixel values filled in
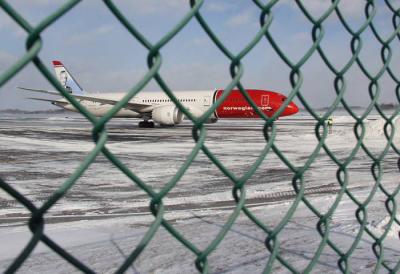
left=0, top=112, right=399, bottom=273
left=0, top=113, right=374, bottom=225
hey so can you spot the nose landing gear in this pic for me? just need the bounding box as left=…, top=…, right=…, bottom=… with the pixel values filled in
left=138, top=120, right=155, bottom=128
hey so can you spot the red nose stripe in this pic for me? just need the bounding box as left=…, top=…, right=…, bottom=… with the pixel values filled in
left=214, top=89, right=298, bottom=118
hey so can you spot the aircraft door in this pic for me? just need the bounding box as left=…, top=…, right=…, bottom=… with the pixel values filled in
left=203, top=96, right=211, bottom=106
left=261, top=95, right=269, bottom=106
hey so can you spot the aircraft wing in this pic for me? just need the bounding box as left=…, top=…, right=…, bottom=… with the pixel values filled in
left=18, top=87, right=152, bottom=112
left=26, top=97, right=68, bottom=105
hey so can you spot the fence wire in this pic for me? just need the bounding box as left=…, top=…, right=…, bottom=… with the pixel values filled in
left=0, top=0, right=399, bottom=273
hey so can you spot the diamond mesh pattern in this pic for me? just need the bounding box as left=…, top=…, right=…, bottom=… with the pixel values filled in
left=0, top=1, right=399, bottom=273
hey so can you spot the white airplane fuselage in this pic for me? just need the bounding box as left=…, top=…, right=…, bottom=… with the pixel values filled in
left=22, top=60, right=299, bottom=127
left=57, top=90, right=214, bottom=119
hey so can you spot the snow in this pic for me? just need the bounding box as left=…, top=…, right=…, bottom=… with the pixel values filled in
left=0, top=114, right=399, bottom=273
left=368, top=215, right=400, bottom=239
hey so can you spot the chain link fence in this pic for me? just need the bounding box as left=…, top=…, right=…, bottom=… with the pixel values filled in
left=0, top=0, right=399, bottom=273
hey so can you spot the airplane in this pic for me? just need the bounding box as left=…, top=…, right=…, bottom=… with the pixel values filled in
left=19, top=60, right=299, bottom=127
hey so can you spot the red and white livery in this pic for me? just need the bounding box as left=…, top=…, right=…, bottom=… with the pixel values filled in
left=19, top=60, right=299, bottom=127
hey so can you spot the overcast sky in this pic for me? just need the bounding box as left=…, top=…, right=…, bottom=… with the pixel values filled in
left=0, top=0, right=399, bottom=110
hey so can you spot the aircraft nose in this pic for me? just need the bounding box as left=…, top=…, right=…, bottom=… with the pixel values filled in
left=286, top=101, right=299, bottom=115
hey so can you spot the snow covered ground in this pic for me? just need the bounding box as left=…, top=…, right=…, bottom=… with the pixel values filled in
left=0, top=112, right=399, bottom=273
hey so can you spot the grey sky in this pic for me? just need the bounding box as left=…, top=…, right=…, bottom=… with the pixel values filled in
left=0, top=0, right=399, bottom=111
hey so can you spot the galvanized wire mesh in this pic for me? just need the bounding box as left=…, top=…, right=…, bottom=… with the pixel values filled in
left=0, top=0, right=399, bottom=273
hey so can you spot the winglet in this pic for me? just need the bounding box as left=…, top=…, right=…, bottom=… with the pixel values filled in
left=52, top=60, right=63, bottom=67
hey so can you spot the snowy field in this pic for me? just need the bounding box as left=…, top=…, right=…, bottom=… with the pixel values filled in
left=0, top=112, right=399, bottom=273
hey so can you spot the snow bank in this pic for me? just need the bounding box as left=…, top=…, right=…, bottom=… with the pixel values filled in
left=365, top=116, right=399, bottom=139
left=330, top=116, right=399, bottom=142
left=367, top=215, right=400, bottom=239
left=330, top=115, right=355, bottom=123
left=0, top=135, right=95, bottom=152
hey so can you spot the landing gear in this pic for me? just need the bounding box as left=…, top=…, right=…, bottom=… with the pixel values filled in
left=138, top=121, right=155, bottom=128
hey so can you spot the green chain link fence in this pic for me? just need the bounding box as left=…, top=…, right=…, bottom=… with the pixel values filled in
left=0, top=0, right=399, bottom=273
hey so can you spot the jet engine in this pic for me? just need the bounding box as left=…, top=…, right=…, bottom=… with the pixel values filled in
left=152, top=105, right=184, bottom=126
